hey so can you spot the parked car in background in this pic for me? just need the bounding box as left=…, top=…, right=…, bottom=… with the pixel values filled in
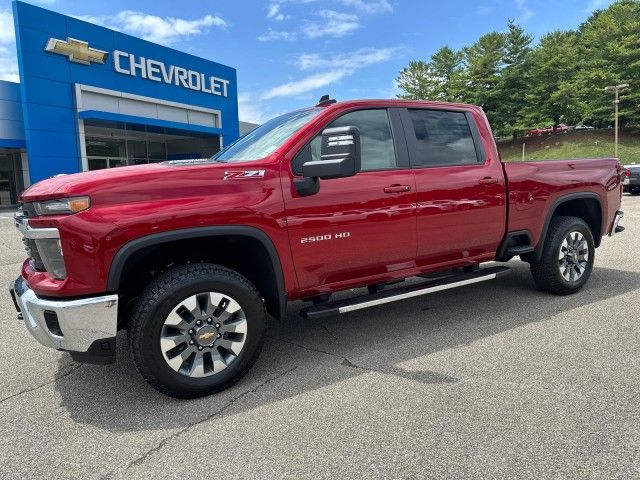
left=622, top=165, right=640, bottom=195
left=552, top=124, right=572, bottom=134
left=575, top=124, right=595, bottom=130
left=525, top=126, right=552, bottom=136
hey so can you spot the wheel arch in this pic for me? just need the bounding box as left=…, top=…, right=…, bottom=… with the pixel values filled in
left=108, top=226, right=287, bottom=320
left=534, top=192, right=604, bottom=261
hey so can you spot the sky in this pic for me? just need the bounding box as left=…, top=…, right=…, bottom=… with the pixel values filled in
left=0, top=0, right=617, bottom=123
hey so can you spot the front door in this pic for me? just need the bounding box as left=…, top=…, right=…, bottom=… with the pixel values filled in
left=283, top=108, right=417, bottom=292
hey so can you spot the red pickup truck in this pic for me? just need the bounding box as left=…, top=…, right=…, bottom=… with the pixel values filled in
left=10, top=98, right=625, bottom=398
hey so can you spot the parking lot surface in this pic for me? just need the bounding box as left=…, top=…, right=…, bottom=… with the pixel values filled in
left=0, top=196, right=639, bottom=479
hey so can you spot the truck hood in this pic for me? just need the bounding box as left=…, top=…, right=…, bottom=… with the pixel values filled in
left=20, top=160, right=239, bottom=203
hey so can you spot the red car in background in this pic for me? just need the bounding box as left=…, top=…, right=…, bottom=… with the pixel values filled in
left=525, top=126, right=552, bottom=136
left=552, top=124, right=571, bottom=134
left=525, top=124, right=572, bottom=136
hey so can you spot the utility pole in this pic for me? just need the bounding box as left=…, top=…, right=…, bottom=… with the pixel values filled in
left=604, top=83, right=629, bottom=159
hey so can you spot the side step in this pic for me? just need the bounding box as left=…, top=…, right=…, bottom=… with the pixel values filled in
left=505, top=245, right=534, bottom=255
left=301, top=266, right=510, bottom=320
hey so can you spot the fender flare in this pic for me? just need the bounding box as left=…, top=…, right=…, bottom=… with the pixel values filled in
left=107, top=226, right=287, bottom=319
left=534, top=192, right=604, bottom=261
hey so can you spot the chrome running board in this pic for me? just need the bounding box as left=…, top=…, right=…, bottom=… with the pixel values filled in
left=301, top=266, right=510, bottom=320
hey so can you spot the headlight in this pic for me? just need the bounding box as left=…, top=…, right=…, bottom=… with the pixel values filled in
left=33, top=196, right=90, bottom=216
left=34, top=238, right=66, bottom=279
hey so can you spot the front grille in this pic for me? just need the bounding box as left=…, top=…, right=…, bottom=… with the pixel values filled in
left=17, top=203, right=47, bottom=272
left=22, top=238, right=46, bottom=271
left=19, top=202, right=36, bottom=218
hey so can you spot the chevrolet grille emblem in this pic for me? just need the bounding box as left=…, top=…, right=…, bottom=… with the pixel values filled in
left=45, top=37, right=108, bottom=65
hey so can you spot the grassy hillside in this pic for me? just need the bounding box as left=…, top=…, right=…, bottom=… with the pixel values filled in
left=497, top=129, right=640, bottom=165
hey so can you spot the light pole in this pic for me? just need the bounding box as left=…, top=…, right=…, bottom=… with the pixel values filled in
left=604, top=83, right=629, bottom=159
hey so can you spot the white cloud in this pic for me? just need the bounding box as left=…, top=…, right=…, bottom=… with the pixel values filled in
left=259, top=10, right=360, bottom=41
left=0, top=46, right=19, bottom=82
left=262, top=70, right=348, bottom=99
left=304, top=10, right=360, bottom=39
left=340, top=0, right=392, bottom=14
left=267, top=4, right=287, bottom=21
left=0, top=9, right=18, bottom=82
left=257, top=28, right=297, bottom=42
left=0, top=8, right=15, bottom=45
left=77, top=11, right=227, bottom=45
left=238, top=93, right=268, bottom=124
left=296, top=47, right=399, bottom=71
left=262, top=46, right=399, bottom=100
left=515, top=0, right=534, bottom=22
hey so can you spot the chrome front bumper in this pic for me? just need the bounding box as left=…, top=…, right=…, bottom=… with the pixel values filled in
left=11, top=277, right=118, bottom=356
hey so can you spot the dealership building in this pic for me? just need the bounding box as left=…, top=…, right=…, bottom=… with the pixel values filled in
left=0, top=1, right=252, bottom=206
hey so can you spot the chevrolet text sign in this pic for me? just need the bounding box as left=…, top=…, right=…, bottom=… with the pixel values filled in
left=114, top=51, right=230, bottom=97
left=44, top=37, right=231, bottom=97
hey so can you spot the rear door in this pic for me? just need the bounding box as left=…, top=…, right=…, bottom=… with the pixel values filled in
left=283, top=108, right=417, bottom=291
left=400, top=107, right=506, bottom=269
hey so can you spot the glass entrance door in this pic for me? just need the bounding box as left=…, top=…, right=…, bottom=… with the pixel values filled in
left=0, top=152, right=24, bottom=206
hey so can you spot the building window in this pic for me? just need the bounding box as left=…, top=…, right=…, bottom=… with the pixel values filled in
left=86, top=137, right=168, bottom=170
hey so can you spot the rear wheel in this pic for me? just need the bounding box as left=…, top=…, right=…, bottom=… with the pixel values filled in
left=529, top=216, right=595, bottom=295
left=128, top=263, right=266, bottom=398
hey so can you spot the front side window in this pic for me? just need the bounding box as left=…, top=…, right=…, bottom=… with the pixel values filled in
left=408, top=109, right=479, bottom=167
left=214, top=108, right=323, bottom=163
left=306, top=109, right=397, bottom=172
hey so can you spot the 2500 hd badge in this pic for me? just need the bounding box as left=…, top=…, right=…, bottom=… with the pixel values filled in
left=301, top=232, right=351, bottom=243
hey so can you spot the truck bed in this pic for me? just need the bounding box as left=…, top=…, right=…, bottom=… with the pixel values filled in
left=503, top=158, right=622, bottom=247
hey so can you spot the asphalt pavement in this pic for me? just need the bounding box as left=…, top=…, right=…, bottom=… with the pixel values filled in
left=0, top=196, right=639, bottom=479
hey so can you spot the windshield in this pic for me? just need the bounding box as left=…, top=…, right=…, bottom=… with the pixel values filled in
left=213, top=108, right=323, bottom=163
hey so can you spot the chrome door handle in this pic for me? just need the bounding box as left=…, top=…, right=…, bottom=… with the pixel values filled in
left=478, top=177, right=499, bottom=186
left=384, top=184, right=412, bottom=194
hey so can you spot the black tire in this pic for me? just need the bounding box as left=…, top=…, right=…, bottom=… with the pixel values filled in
left=128, top=263, right=266, bottom=399
left=529, top=216, right=595, bottom=295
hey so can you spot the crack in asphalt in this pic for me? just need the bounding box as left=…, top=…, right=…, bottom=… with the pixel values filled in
left=0, top=362, right=82, bottom=405
left=266, top=334, right=344, bottom=359
left=125, top=365, right=299, bottom=470
left=267, top=335, right=458, bottom=385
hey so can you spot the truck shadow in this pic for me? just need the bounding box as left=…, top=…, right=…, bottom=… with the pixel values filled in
left=55, top=261, right=640, bottom=433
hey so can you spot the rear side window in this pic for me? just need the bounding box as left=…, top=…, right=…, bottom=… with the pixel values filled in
left=408, top=109, right=479, bottom=167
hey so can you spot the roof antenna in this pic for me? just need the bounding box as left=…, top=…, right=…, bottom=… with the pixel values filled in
left=316, top=94, right=337, bottom=107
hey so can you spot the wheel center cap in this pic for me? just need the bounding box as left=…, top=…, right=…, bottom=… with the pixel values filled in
left=195, top=325, right=217, bottom=346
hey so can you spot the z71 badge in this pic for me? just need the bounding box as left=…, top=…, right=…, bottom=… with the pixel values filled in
left=223, top=170, right=266, bottom=180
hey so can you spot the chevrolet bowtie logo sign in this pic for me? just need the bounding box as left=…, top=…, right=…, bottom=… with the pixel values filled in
left=45, top=37, right=108, bottom=65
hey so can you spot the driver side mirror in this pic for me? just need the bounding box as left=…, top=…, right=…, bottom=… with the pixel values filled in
left=294, top=126, right=361, bottom=196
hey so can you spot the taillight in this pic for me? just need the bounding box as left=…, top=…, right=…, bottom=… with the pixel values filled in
left=623, top=168, right=631, bottom=178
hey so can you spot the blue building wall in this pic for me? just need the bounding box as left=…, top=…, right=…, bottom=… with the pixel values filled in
left=0, top=80, right=25, bottom=149
left=12, top=1, right=239, bottom=183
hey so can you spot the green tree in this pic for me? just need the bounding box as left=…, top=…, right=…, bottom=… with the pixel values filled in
left=461, top=32, right=506, bottom=126
left=396, top=46, right=464, bottom=101
left=494, top=21, right=534, bottom=137
left=575, top=0, right=640, bottom=127
left=521, top=30, right=582, bottom=127
left=395, top=0, right=640, bottom=136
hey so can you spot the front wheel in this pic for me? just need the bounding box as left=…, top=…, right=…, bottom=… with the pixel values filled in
left=128, top=263, right=267, bottom=398
left=529, top=216, right=595, bottom=295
